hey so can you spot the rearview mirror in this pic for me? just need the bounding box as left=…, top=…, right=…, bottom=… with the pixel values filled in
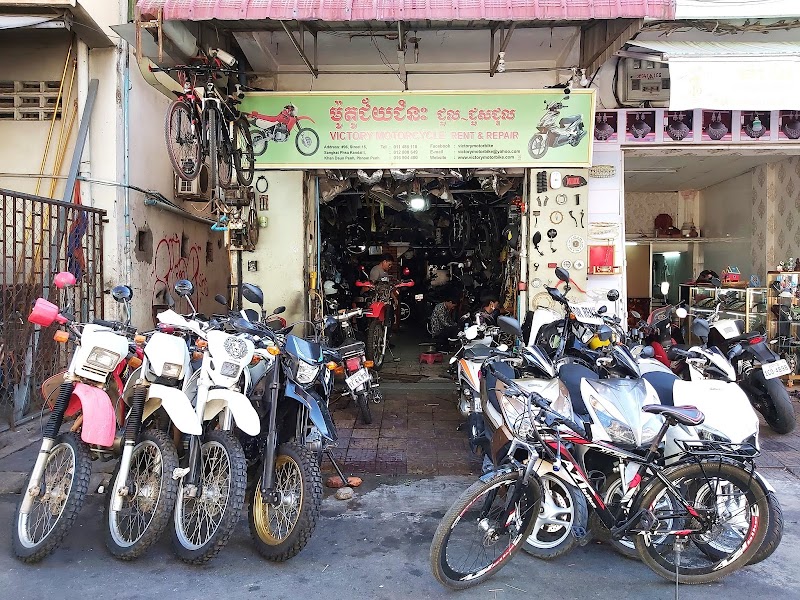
left=597, top=305, right=608, bottom=315
left=555, top=267, right=570, bottom=283
left=174, top=279, right=194, bottom=297
left=242, top=283, right=264, bottom=306
left=607, top=289, right=620, bottom=302
left=449, top=356, right=457, bottom=365
left=631, top=310, right=641, bottom=319
left=675, top=307, right=688, bottom=319
left=498, top=315, right=523, bottom=339
left=165, top=291, right=176, bottom=308
left=214, top=294, right=227, bottom=306
left=111, top=285, right=133, bottom=303
left=272, top=306, right=286, bottom=315
left=54, top=271, right=77, bottom=290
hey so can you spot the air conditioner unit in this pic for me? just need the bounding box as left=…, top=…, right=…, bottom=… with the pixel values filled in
left=174, top=163, right=212, bottom=201
left=621, top=58, right=670, bottom=103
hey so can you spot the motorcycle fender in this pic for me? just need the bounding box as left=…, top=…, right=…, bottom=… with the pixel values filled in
left=203, top=388, right=260, bottom=436
left=144, top=384, right=202, bottom=435
left=285, top=381, right=334, bottom=441
left=67, top=382, right=116, bottom=447
left=753, top=471, right=776, bottom=493
left=747, top=342, right=779, bottom=364
left=367, top=301, right=387, bottom=322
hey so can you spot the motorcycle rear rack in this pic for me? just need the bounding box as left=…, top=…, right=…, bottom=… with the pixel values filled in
left=338, top=341, right=366, bottom=358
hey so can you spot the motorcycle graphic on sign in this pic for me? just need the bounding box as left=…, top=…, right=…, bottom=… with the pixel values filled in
left=246, top=103, right=320, bottom=156
left=528, top=96, right=588, bottom=159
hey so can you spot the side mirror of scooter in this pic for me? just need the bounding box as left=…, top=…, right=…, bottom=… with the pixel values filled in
left=54, top=271, right=77, bottom=290
left=449, top=356, right=458, bottom=365
left=498, top=315, right=523, bottom=339
left=241, top=283, right=264, bottom=307
left=111, top=285, right=133, bottom=303
left=607, top=289, right=620, bottom=302
left=675, top=307, right=688, bottom=319
left=174, top=279, right=194, bottom=298
left=597, top=305, right=608, bottom=315
left=631, top=310, right=641, bottom=319
left=214, top=294, right=227, bottom=307
left=555, top=267, right=570, bottom=283
left=272, top=306, right=286, bottom=315
left=640, top=346, right=655, bottom=359
left=465, top=325, right=479, bottom=340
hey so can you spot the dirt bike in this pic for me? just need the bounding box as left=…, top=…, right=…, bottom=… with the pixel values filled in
left=528, top=96, right=588, bottom=160
left=246, top=104, right=320, bottom=157
left=355, top=276, right=415, bottom=370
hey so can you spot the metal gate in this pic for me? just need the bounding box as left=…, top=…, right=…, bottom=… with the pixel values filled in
left=1, top=188, right=105, bottom=428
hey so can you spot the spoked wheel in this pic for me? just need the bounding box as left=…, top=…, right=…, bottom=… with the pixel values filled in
left=165, top=100, right=201, bottom=181
left=589, top=473, right=640, bottom=559
left=105, top=429, right=180, bottom=560
left=233, top=118, right=255, bottom=187
left=250, top=128, right=268, bottom=156
left=366, top=320, right=388, bottom=370
left=206, top=111, right=232, bottom=190
left=475, top=209, right=499, bottom=264
left=355, top=391, right=373, bottom=425
left=430, top=470, right=541, bottom=590
left=634, top=461, right=769, bottom=584
left=12, top=432, right=92, bottom=563
left=245, top=202, right=259, bottom=251
left=523, top=473, right=588, bottom=559
left=295, top=127, right=320, bottom=156
left=249, top=442, right=323, bottom=561
left=172, top=430, right=247, bottom=564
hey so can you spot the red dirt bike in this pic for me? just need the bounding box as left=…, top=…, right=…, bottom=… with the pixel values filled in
left=355, top=276, right=415, bottom=370
left=246, top=104, right=320, bottom=157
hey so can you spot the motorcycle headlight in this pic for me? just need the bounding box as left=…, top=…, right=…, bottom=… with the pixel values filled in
left=295, top=360, right=321, bottom=386
left=162, top=362, right=183, bottom=378
left=86, top=347, right=120, bottom=371
left=586, top=394, right=636, bottom=446
left=698, top=426, right=731, bottom=443
left=499, top=393, right=533, bottom=439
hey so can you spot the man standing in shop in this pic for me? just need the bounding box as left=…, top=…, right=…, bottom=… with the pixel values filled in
left=430, top=295, right=461, bottom=349
left=370, top=254, right=394, bottom=282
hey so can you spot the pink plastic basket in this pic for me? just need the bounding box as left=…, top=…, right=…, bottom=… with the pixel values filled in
left=28, top=298, right=60, bottom=327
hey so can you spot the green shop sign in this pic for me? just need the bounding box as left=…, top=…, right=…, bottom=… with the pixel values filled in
left=239, top=89, right=595, bottom=168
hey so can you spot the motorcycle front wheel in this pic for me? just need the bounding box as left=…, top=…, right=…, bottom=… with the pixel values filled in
left=12, top=432, right=92, bottom=563
left=528, top=134, right=548, bottom=159
left=295, top=127, right=320, bottom=156
left=366, top=320, right=388, bottom=370
left=522, top=472, right=588, bottom=560
left=104, top=429, right=179, bottom=560
left=249, top=442, right=323, bottom=561
left=250, top=128, right=268, bottom=156
left=172, top=430, right=247, bottom=564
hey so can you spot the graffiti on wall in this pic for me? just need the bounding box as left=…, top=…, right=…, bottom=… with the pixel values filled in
left=152, top=233, right=209, bottom=309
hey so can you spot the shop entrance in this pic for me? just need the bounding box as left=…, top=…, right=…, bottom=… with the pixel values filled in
left=317, top=169, right=525, bottom=379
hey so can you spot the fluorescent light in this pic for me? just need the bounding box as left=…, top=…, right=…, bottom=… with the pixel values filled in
left=625, top=241, right=638, bottom=246
left=659, top=251, right=681, bottom=258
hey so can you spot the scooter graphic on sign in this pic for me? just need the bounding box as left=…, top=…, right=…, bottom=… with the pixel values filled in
left=246, top=103, right=320, bottom=156
left=528, top=96, right=587, bottom=159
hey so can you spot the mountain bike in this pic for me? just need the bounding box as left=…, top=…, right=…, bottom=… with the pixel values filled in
left=154, top=63, right=254, bottom=189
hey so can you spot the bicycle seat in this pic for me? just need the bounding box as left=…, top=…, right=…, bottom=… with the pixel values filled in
left=643, top=404, right=704, bottom=426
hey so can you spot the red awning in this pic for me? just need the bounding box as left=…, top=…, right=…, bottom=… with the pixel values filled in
left=136, top=0, right=675, bottom=22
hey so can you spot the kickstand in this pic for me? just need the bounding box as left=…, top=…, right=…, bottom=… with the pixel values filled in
left=325, top=448, right=349, bottom=485
left=387, top=343, right=401, bottom=362
left=674, top=537, right=684, bottom=600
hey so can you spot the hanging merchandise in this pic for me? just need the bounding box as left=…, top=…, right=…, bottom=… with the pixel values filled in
left=707, top=112, right=728, bottom=141
left=567, top=235, right=585, bottom=254
left=536, top=171, right=548, bottom=193
left=550, top=211, right=563, bottom=224
left=550, top=171, right=562, bottom=189
left=630, top=113, right=652, bottom=138
left=562, top=175, right=587, bottom=188
left=532, top=230, right=544, bottom=256
left=555, top=193, right=568, bottom=205
left=547, top=228, right=558, bottom=253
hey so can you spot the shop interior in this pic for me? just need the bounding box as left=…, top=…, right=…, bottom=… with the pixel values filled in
left=623, top=149, right=788, bottom=347
left=316, top=168, right=526, bottom=381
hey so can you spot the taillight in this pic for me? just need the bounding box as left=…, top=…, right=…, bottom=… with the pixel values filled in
left=157, top=324, right=175, bottom=333
left=749, top=336, right=765, bottom=345
left=346, top=357, right=361, bottom=372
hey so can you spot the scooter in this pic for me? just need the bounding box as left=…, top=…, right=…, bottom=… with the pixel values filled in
left=528, top=96, right=588, bottom=160
left=680, top=278, right=796, bottom=434
left=246, top=104, right=319, bottom=157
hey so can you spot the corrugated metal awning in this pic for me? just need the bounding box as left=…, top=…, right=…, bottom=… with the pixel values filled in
left=630, top=39, right=800, bottom=110
left=136, top=0, right=676, bottom=22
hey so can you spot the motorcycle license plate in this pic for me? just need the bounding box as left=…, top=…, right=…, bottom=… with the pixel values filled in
left=762, top=360, right=790, bottom=380
left=346, top=368, right=371, bottom=391
left=415, top=294, right=424, bottom=301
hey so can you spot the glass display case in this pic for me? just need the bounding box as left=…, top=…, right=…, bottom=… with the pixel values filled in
left=765, top=271, right=800, bottom=375
left=683, top=284, right=767, bottom=344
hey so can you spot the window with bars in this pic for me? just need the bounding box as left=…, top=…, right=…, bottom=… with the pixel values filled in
left=0, top=81, right=63, bottom=121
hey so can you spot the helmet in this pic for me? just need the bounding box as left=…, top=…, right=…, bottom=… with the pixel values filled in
left=323, top=280, right=338, bottom=295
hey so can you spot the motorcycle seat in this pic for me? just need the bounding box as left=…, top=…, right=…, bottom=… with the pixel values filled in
left=641, top=371, right=679, bottom=407
left=643, top=404, right=704, bottom=426
left=559, top=115, right=581, bottom=126
left=558, top=363, right=598, bottom=419
left=464, top=345, right=492, bottom=360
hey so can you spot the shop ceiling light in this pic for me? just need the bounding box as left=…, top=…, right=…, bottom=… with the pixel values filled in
left=408, top=195, right=428, bottom=211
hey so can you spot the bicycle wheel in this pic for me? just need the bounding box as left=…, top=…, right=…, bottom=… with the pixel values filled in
left=104, top=429, right=180, bottom=560
left=430, top=470, right=541, bottom=590
left=633, top=460, right=769, bottom=584
left=12, top=432, right=92, bottom=563
left=165, top=100, right=201, bottom=181
left=449, top=208, right=472, bottom=257
left=172, top=430, right=247, bottom=564
left=233, top=118, right=255, bottom=187
left=207, top=111, right=232, bottom=190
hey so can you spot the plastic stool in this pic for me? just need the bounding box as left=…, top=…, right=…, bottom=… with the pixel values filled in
left=419, top=352, right=443, bottom=364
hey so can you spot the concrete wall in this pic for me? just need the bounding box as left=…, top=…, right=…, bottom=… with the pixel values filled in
left=242, top=170, right=307, bottom=326
left=700, top=172, right=753, bottom=278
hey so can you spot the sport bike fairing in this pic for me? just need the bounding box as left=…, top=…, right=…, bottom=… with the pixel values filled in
left=580, top=378, right=663, bottom=448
